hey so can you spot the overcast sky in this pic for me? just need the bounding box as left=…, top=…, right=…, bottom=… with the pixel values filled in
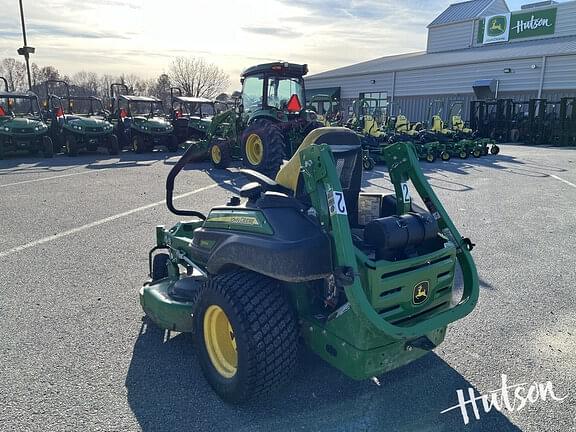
left=0, top=0, right=565, bottom=90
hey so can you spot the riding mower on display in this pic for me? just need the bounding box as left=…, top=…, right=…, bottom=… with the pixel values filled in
left=139, top=127, right=480, bottom=403
left=109, top=83, right=177, bottom=153
left=308, top=94, right=342, bottom=127
left=170, top=87, right=225, bottom=143
left=44, top=80, right=118, bottom=156
left=0, top=76, right=53, bottom=159
left=448, top=102, right=499, bottom=156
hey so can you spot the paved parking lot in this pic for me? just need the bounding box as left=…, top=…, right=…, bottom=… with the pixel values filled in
left=0, top=145, right=575, bottom=432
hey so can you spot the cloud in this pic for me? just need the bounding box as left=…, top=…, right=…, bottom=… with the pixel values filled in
left=241, top=26, right=303, bottom=38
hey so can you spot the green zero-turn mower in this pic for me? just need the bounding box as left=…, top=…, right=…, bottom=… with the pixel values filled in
left=0, top=76, right=53, bottom=159
left=170, top=87, right=225, bottom=143
left=202, top=61, right=322, bottom=177
left=109, top=83, right=177, bottom=154
left=139, top=126, right=480, bottom=403
left=44, top=80, right=118, bottom=156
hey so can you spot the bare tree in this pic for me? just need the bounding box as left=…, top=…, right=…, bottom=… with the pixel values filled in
left=71, top=71, right=99, bottom=95
left=169, top=57, right=230, bottom=99
left=1, top=58, right=27, bottom=91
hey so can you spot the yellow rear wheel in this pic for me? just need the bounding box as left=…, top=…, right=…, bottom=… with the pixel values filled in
left=211, top=144, right=222, bottom=164
left=203, top=305, right=237, bottom=378
left=245, top=133, right=263, bottom=165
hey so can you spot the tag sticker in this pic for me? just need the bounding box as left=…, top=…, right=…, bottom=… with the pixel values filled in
left=400, top=182, right=411, bottom=204
left=328, top=191, right=347, bottom=215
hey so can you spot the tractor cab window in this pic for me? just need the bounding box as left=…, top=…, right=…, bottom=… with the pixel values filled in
left=242, top=75, right=264, bottom=114
left=266, top=77, right=304, bottom=111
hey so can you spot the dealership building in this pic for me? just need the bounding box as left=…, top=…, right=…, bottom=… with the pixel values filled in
left=305, top=0, right=576, bottom=121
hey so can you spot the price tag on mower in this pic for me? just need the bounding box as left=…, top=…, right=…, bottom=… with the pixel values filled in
left=401, top=182, right=411, bottom=204
left=328, top=191, right=347, bottom=216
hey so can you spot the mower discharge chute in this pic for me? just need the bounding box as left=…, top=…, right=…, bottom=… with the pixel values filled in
left=0, top=76, right=53, bottom=159
left=139, top=126, right=479, bottom=403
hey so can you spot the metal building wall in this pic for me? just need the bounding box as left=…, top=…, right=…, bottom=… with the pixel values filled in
left=427, top=21, right=475, bottom=53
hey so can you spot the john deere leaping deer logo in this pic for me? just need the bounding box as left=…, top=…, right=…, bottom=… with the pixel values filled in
left=413, top=281, right=430, bottom=305
left=487, top=15, right=508, bottom=36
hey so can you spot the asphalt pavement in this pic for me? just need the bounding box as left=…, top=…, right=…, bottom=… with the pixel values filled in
left=0, top=145, right=574, bottom=432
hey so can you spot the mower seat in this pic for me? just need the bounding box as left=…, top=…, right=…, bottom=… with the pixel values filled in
left=396, top=115, right=410, bottom=132
left=431, top=115, right=444, bottom=132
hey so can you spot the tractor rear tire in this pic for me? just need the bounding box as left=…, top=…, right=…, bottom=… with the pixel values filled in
left=440, top=151, right=450, bottom=161
left=65, top=134, right=79, bottom=157
left=241, top=119, right=285, bottom=178
left=108, top=134, right=120, bottom=155
left=210, top=138, right=231, bottom=169
left=42, top=136, right=54, bottom=158
left=132, top=133, right=146, bottom=154
left=193, top=271, right=299, bottom=403
left=151, top=253, right=170, bottom=281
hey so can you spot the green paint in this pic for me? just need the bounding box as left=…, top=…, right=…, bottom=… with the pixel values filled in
left=204, top=209, right=274, bottom=235
left=478, top=7, right=557, bottom=43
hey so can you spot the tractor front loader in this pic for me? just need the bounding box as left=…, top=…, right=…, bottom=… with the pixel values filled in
left=139, top=127, right=480, bottom=403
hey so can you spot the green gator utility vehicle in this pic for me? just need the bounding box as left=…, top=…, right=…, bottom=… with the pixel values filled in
left=201, top=61, right=322, bottom=177
left=45, top=80, right=118, bottom=156
left=140, top=127, right=479, bottom=403
left=0, top=77, right=52, bottom=159
left=170, top=87, right=226, bottom=143
left=110, top=83, right=177, bottom=153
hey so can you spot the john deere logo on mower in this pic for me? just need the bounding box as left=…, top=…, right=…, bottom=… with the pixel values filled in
left=413, top=281, right=430, bottom=305
left=487, top=16, right=508, bottom=36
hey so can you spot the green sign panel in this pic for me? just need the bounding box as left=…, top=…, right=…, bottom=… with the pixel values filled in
left=477, top=7, right=557, bottom=44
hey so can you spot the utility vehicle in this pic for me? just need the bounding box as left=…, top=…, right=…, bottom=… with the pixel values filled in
left=0, top=76, right=52, bottom=158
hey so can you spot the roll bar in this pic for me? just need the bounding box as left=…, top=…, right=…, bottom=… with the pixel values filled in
left=165, top=143, right=207, bottom=219
left=0, top=76, right=8, bottom=92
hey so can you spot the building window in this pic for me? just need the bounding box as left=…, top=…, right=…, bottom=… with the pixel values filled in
left=359, top=91, right=388, bottom=118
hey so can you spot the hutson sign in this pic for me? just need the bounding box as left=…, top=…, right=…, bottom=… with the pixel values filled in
left=478, top=7, right=557, bottom=44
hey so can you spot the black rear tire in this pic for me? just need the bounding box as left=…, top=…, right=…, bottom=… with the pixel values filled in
left=491, top=145, right=500, bottom=155
left=426, top=153, right=436, bottom=163
left=241, top=119, right=285, bottom=178
left=132, top=133, right=146, bottom=154
left=108, top=134, right=120, bottom=155
left=440, top=151, right=450, bottom=161
left=65, top=134, right=78, bottom=156
left=473, top=149, right=481, bottom=158
left=42, top=136, right=54, bottom=158
left=193, top=271, right=299, bottom=403
left=459, top=150, right=468, bottom=159
left=151, top=253, right=170, bottom=281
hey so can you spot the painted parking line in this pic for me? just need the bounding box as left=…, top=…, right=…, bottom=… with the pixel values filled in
left=549, top=174, right=576, bottom=189
left=0, top=169, right=111, bottom=188
left=0, top=181, right=226, bottom=259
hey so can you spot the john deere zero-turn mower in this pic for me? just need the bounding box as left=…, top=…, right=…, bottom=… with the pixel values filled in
left=448, top=102, right=499, bottom=156
left=109, top=83, right=177, bottom=153
left=0, top=76, right=53, bottom=159
left=170, top=87, right=225, bottom=143
left=44, top=80, right=118, bottom=156
left=139, top=127, right=479, bottom=403
left=202, top=62, right=322, bottom=177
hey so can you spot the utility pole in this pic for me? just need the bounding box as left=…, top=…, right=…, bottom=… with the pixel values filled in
left=17, top=0, right=35, bottom=90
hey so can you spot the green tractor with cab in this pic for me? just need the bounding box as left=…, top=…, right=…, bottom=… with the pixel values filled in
left=139, top=126, right=479, bottom=403
left=109, top=83, right=178, bottom=154
left=170, top=87, right=226, bottom=143
left=202, top=61, right=322, bottom=177
left=44, top=80, right=118, bottom=156
left=0, top=76, right=53, bottom=159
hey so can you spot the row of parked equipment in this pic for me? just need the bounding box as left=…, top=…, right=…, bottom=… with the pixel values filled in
left=0, top=76, right=231, bottom=159
left=325, top=98, right=500, bottom=170
left=470, top=97, right=576, bottom=146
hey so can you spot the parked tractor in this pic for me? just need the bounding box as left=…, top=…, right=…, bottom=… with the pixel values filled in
left=44, top=80, right=118, bottom=156
left=170, top=87, right=226, bottom=143
left=0, top=76, right=53, bottom=159
left=109, top=83, right=177, bottom=153
left=203, top=62, right=322, bottom=177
